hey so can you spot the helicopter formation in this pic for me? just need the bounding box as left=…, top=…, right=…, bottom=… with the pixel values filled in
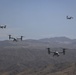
left=0, top=15, right=74, bottom=57
left=0, top=16, right=73, bottom=29
left=46, top=15, right=73, bottom=57
left=0, top=25, right=24, bottom=42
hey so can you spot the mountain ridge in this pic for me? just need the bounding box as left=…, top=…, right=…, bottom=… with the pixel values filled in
left=0, top=36, right=76, bottom=49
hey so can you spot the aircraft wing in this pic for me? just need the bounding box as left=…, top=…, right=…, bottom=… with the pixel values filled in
left=48, top=49, right=55, bottom=54
left=58, top=52, right=63, bottom=53
left=47, top=48, right=58, bottom=54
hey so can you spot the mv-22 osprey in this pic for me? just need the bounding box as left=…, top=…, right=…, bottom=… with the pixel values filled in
left=0, top=25, right=6, bottom=29
left=8, top=35, right=24, bottom=42
left=66, top=16, right=73, bottom=19
left=47, top=48, right=66, bottom=57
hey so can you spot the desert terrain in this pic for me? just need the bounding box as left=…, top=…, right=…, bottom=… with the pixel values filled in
left=0, top=37, right=76, bottom=75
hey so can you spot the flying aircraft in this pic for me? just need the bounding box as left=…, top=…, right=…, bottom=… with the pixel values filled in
left=66, top=16, right=73, bottom=19
left=8, top=35, right=24, bottom=42
left=0, top=25, right=6, bottom=29
left=47, top=48, right=66, bottom=57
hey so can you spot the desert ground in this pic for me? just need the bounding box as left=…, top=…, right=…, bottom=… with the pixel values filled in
left=0, top=37, right=76, bottom=75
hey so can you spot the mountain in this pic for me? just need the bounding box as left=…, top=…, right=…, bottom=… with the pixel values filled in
left=0, top=36, right=76, bottom=49
left=0, top=37, right=76, bottom=75
left=39, top=36, right=73, bottom=44
left=0, top=46, right=76, bottom=75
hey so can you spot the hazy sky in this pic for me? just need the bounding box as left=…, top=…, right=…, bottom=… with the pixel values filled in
left=0, top=0, right=76, bottom=40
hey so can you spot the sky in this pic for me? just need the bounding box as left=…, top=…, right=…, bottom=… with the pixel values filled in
left=0, top=0, right=76, bottom=40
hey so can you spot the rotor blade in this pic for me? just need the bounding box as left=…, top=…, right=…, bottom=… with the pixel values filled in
left=47, top=48, right=50, bottom=54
